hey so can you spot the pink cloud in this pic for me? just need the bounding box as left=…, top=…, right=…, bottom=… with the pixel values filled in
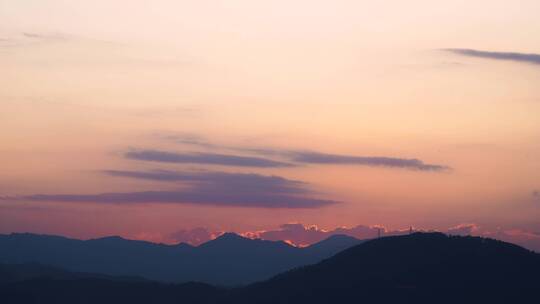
left=446, top=223, right=479, bottom=236
left=242, top=223, right=414, bottom=246
left=481, top=228, right=540, bottom=252
left=169, top=227, right=223, bottom=246
left=131, top=232, right=167, bottom=244
left=130, top=222, right=540, bottom=253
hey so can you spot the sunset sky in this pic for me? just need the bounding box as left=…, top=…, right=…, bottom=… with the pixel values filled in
left=1, top=1, right=539, bottom=250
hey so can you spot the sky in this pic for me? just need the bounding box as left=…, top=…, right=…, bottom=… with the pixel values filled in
left=1, top=1, right=540, bottom=250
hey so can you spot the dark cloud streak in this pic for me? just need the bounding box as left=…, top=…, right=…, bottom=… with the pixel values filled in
left=286, top=151, right=448, bottom=171
left=18, top=191, right=336, bottom=209
left=124, top=149, right=294, bottom=168
left=9, top=170, right=337, bottom=209
left=444, top=48, right=540, bottom=65
left=103, top=170, right=309, bottom=194
left=155, top=134, right=449, bottom=171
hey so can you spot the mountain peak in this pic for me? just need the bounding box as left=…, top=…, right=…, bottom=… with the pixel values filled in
left=173, top=242, right=194, bottom=249
left=323, top=234, right=359, bottom=242
left=213, top=232, right=248, bottom=242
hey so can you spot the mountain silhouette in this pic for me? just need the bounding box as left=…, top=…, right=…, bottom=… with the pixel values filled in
left=0, top=232, right=364, bottom=285
left=1, top=232, right=538, bottom=304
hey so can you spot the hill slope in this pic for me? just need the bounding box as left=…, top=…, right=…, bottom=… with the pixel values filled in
left=228, top=232, right=540, bottom=303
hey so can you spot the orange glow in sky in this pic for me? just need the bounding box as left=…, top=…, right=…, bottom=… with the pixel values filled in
left=1, top=0, right=539, bottom=250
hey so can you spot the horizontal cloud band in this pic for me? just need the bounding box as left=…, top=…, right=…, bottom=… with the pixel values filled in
left=19, top=191, right=336, bottom=208
left=137, top=134, right=450, bottom=171
left=287, top=152, right=448, bottom=171
left=444, top=48, right=540, bottom=65
left=125, top=149, right=293, bottom=168
left=7, top=170, right=337, bottom=208
left=103, top=170, right=309, bottom=194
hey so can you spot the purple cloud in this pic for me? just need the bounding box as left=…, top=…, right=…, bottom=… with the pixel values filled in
left=10, top=170, right=337, bottom=209
left=125, top=149, right=293, bottom=168
left=447, top=223, right=478, bottom=236
left=103, top=170, right=309, bottom=194
left=286, top=151, right=449, bottom=171
left=444, top=48, right=540, bottom=65
left=155, top=134, right=450, bottom=171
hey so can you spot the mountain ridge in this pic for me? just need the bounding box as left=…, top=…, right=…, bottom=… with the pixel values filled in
left=1, top=233, right=538, bottom=304
left=0, top=232, right=364, bottom=285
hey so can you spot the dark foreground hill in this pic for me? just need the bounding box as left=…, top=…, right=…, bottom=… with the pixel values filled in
left=0, top=232, right=363, bottom=285
left=227, top=232, right=540, bottom=303
left=1, top=233, right=539, bottom=304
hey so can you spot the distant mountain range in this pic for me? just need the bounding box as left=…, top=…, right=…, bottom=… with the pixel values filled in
left=0, top=232, right=363, bottom=285
left=1, top=233, right=538, bottom=304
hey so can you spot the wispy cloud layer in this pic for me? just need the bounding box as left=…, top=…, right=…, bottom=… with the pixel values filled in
left=18, top=190, right=335, bottom=208
left=156, top=134, right=449, bottom=171
left=103, top=170, right=309, bottom=194
left=444, top=48, right=540, bottom=65
left=285, top=151, right=448, bottom=171
left=161, top=133, right=220, bottom=149
left=124, top=149, right=293, bottom=168
left=10, top=170, right=337, bottom=209
left=0, top=32, right=69, bottom=48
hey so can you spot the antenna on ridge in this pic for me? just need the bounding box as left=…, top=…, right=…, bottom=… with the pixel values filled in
left=409, top=226, right=413, bottom=234
left=377, top=227, right=381, bottom=238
